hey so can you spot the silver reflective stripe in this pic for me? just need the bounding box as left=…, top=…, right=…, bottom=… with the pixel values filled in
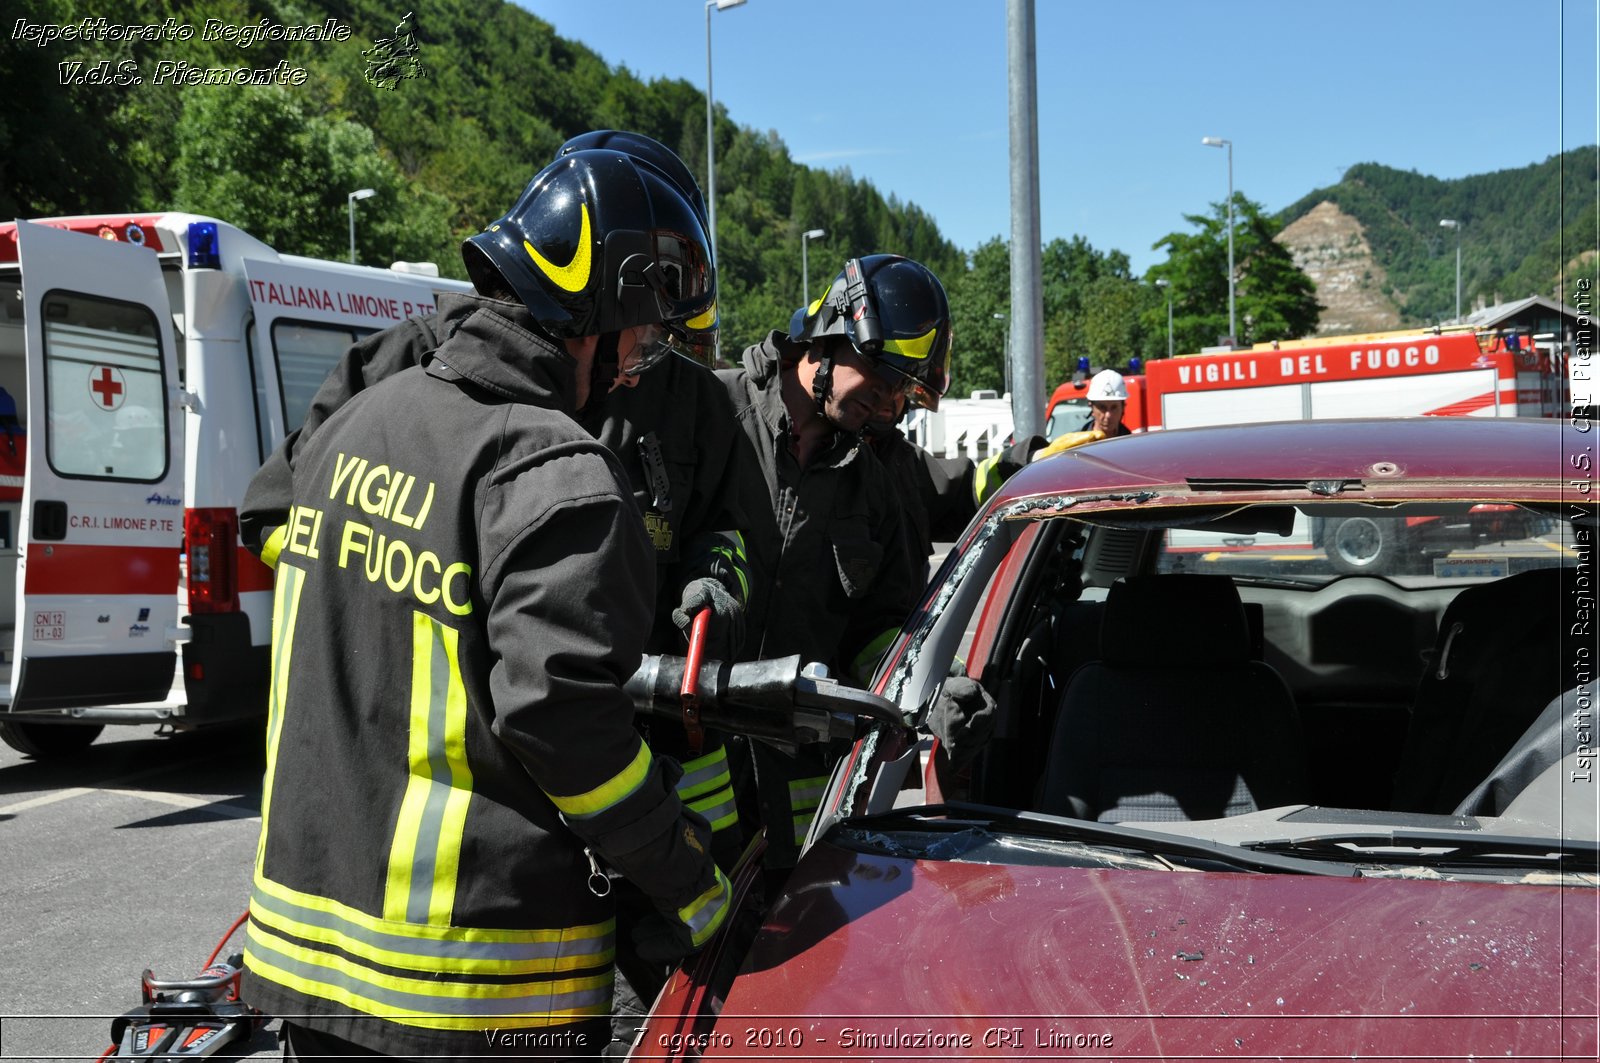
left=687, top=786, right=737, bottom=833
left=676, top=746, right=731, bottom=801
left=251, top=885, right=612, bottom=966
left=677, top=869, right=731, bottom=947
left=787, top=776, right=827, bottom=813
left=406, top=620, right=461, bottom=923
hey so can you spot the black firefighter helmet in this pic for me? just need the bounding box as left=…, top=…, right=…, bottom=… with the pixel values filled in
left=788, top=254, right=952, bottom=410
left=462, top=148, right=716, bottom=367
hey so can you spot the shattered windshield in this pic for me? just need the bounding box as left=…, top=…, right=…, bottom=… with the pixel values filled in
left=859, top=496, right=1597, bottom=882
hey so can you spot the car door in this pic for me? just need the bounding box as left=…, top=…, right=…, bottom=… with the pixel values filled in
left=11, top=221, right=185, bottom=711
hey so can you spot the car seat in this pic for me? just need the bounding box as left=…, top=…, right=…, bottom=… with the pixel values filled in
left=1037, top=574, right=1308, bottom=823
left=1391, top=566, right=1578, bottom=813
left=1452, top=686, right=1589, bottom=817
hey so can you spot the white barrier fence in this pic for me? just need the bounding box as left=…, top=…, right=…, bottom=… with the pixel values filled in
left=904, top=394, right=1016, bottom=462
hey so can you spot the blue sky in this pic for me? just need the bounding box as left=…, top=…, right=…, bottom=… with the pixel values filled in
left=518, top=0, right=1598, bottom=274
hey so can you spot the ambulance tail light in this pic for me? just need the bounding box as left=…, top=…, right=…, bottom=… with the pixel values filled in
left=186, top=508, right=239, bottom=614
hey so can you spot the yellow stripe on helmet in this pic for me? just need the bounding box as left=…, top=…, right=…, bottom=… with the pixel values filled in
left=523, top=203, right=592, bottom=293
left=880, top=325, right=939, bottom=360
left=685, top=299, right=717, bottom=331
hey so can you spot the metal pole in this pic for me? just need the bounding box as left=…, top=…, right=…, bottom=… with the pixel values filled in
left=1454, top=239, right=1462, bottom=322
left=1225, top=141, right=1235, bottom=343
left=705, top=1, right=717, bottom=264
left=1006, top=0, right=1044, bottom=439
left=1167, top=295, right=1174, bottom=358
left=348, top=197, right=357, bottom=264
left=801, top=236, right=808, bottom=308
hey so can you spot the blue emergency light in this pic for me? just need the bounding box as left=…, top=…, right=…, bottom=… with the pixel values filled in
left=1128, top=355, right=1143, bottom=374
left=187, top=222, right=221, bottom=270
left=1076, top=355, right=1090, bottom=374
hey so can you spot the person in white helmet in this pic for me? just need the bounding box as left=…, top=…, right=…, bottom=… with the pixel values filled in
left=1080, top=369, right=1132, bottom=437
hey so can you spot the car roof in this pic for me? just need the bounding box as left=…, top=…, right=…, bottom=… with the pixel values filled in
left=996, top=417, right=1591, bottom=508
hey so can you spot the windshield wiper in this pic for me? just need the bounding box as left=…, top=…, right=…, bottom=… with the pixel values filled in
left=1246, top=829, right=1599, bottom=870
left=839, top=801, right=1356, bottom=877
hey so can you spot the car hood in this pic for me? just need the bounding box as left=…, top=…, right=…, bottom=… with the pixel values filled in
left=704, top=839, right=1596, bottom=1058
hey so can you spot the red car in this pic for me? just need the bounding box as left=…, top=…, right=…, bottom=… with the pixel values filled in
left=634, top=417, right=1598, bottom=1061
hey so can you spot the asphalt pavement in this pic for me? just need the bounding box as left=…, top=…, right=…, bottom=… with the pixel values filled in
left=0, top=722, right=280, bottom=1061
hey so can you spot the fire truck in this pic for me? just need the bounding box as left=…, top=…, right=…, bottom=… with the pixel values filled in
left=1044, top=328, right=1567, bottom=437
left=1043, top=330, right=1568, bottom=573
left=0, top=215, right=472, bottom=757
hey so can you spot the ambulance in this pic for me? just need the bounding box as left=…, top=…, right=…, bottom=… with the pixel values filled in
left=0, top=214, right=472, bottom=757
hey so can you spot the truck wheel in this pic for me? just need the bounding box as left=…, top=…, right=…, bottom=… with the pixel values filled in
left=1324, top=516, right=1405, bottom=575
left=0, top=720, right=105, bottom=758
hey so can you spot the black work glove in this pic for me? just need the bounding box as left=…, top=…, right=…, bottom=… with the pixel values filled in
left=671, top=577, right=746, bottom=661
left=926, top=676, right=997, bottom=772
left=630, top=910, right=696, bottom=967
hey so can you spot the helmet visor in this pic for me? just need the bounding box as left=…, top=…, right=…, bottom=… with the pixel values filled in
left=619, top=320, right=701, bottom=377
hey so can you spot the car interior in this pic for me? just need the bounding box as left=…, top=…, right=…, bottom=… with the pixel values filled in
left=957, top=500, right=1590, bottom=828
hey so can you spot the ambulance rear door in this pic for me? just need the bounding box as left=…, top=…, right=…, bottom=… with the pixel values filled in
left=11, top=221, right=185, bottom=711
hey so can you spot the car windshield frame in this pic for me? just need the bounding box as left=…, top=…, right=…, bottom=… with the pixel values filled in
left=841, top=478, right=1597, bottom=878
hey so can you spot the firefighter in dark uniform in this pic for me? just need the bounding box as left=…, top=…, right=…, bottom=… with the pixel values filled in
left=241, top=132, right=748, bottom=861
left=240, top=148, right=730, bottom=1061
left=715, top=254, right=946, bottom=874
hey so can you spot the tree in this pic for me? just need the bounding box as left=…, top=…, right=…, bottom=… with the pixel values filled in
left=1148, top=194, right=1321, bottom=352
left=173, top=88, right=453, bottom=269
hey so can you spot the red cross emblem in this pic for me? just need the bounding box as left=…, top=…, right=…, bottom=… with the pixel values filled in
left=89, top=366, right=125, bottom=410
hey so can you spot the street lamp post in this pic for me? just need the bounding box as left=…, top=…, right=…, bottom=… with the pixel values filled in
left=704, top=0, right=747, bottom=265
left=801, top=228, right=826, bottom=307
left=993, top=311, right=1010, bottom=396
left=347, top=188, right=376, bottom=265
left=1155, top=278, right=1173, bottom=358
left=1200, top=136, right=1235, bottom=344
left=1439, top=218, right=1462, bottom=322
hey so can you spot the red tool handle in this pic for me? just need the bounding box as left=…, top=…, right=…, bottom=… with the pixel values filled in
left=679, top=610, right=710, bottom=755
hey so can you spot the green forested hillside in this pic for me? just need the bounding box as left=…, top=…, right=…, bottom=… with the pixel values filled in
left=1, top=0, right=961, bottom=355
left=2, top=0, right=1593, bottom=376
left=1280, top=151, right=1598, bottom=322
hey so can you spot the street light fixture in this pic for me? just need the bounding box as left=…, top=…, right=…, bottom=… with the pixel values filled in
left=801, top=228, right=826, bottom=307
left=347, top=188, right=376, bottom=265
left=704, top=0, right=747, bottom=266
left=1155, top=278, right=1173, bottom=359
left=1439, top=219, right=1462, bottom=323
left=993, top=311, right=1010, bottom=396
left=1200, top=136, right=1235, bottom=344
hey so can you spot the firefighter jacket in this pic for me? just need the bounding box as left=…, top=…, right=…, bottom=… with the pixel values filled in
left=241, top=293, right=747, bottom=847
left=716, top=334, right=920, bottom=870
left=240, top=307, right=728, bottom=1058
left=717, top=332, right=918, bottom=680
left=868, top=428, right=1044, bottom=576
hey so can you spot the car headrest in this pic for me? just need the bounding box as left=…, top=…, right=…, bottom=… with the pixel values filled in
left=1100, top=575, right=1251, bottom=666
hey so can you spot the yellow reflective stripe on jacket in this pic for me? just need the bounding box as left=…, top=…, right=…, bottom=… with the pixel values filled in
left=261, top=524, right=288, bottom=569
left=544, top=739, right=652, bottom=819
left=788, top=773, right=828, bottom=846
left=675, top=746, right=730, bottom=801
left=711, top=530, right=750, bottom=602
left=849, top=626, right=899, bottom=686
left=687, top=786, right=738, bottom=833
left=257, top=562, right=306, bottom=864
left=250, top=876, right=614, bottom=975
left=245, top=921, right=610, bottom=1031
left=972, top=451, right=1006, bottom=506
left=677, top=868, right=731, bottom=947
left=676, top=747, right=736, bottom=833
left=383, top=613, right=474, bottom=925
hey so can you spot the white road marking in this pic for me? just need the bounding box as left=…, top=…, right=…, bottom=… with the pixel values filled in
left=0, top=757, right=255, bottom=818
